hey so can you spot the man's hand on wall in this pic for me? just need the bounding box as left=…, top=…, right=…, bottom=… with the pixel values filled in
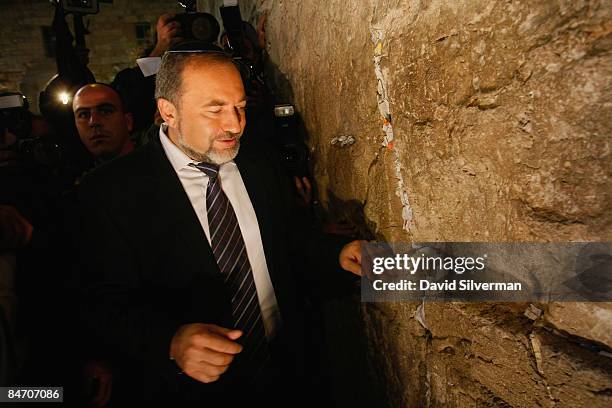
left=170, top=323, right=243, bottom=384
left=339, top=240, right=366, bottom=276
left=149, top=13, right=183, bottom=58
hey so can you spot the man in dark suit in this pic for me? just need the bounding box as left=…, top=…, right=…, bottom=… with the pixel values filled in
left=75, top=43, right=363, bottom=405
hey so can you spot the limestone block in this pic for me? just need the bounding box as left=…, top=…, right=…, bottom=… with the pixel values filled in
left=544, top=302, right=612, bottom=348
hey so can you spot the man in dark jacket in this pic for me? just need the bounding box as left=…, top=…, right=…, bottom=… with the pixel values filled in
left=76, top=43, right=362, bottom=405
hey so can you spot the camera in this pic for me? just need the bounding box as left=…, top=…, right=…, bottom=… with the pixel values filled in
left=274, top=104, right=310, bottom=178
left=0, top=93, right=61, bottom=167
left=174, top=1, right=220, bottom=43
left=219, top=4, right=264, bottom=90
left=219, top=4, right=246, bottom=56
left=0, top=94, right=30, bottom=139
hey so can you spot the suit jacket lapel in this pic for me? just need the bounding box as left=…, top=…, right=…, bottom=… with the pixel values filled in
left=144, top=138, right=221, bottom=279
left=142, top=138, right=278, bottom=285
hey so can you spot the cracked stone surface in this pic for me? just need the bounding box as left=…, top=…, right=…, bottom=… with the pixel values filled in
left=198, top=1, right=612, bottom=406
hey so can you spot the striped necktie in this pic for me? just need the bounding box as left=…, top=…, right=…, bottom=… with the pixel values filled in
left=190, top=162, right=270, bottom=378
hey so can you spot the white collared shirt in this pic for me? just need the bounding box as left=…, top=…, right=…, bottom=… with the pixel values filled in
left=159, top=124, right=281, bottom=339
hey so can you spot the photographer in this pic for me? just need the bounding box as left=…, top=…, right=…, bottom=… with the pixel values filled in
left=0, top=100, right=38, bottom=384
left=1, top=91, right=101, bottom=402
left=112, top=13, right=187, bottom=141
left=148, top=13, right=185, bottom=58
left=0, top=94, right=65, bottom=214
left=114, top=5, right=225, bottom=146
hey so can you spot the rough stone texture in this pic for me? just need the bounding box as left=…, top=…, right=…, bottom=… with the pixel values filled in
left=544, top=302, right=612, bottom=348
left=2, top=0, right=609, bottom=405
left=199, top=0, right=612, bottom=406
left=0, top=0, right=182, bottom=113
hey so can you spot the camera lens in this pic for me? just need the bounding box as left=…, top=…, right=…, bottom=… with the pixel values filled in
left=281, top=143, right=308, bottom=176
left=191, top=16, right=215, bottom=42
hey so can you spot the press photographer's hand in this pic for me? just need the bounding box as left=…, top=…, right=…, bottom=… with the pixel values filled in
left=149, top=13, right=183, bottom=57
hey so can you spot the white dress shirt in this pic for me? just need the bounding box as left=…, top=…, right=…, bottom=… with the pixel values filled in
left=159, top=125, right=281, bottom=339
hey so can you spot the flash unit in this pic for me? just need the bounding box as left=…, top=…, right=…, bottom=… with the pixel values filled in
left=58, top=92, right=71, bottom=105
left=0, top=93, right=27, bottom=110
left=274, top=104, right=295, bottom=117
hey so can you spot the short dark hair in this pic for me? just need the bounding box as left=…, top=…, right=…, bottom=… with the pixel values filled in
left=154, top=51, right=235, bottom=106
left=74, top=82, right=127, bottom=112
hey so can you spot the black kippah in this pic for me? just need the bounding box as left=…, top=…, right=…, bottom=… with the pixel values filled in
left=167, top=41, right=227, bottom=55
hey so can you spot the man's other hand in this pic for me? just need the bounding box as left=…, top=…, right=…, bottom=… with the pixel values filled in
left=339, top=240, right=366, bottom=276
left=170, top=323, right=243, bottom=384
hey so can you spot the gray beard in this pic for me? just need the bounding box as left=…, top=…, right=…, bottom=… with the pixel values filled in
left=177, top=130, right=240, bottom=165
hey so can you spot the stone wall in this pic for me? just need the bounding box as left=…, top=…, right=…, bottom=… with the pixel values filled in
left=0, top=0, right=181, bottom=113
left=2, top=0, right=609, bottom=405
left=199, top=0, right=612, bottom=406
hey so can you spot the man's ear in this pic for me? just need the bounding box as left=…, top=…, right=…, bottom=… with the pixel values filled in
left=124, top=112, right=134, bottom=133
left=157, top=98, right=178, bottom=127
